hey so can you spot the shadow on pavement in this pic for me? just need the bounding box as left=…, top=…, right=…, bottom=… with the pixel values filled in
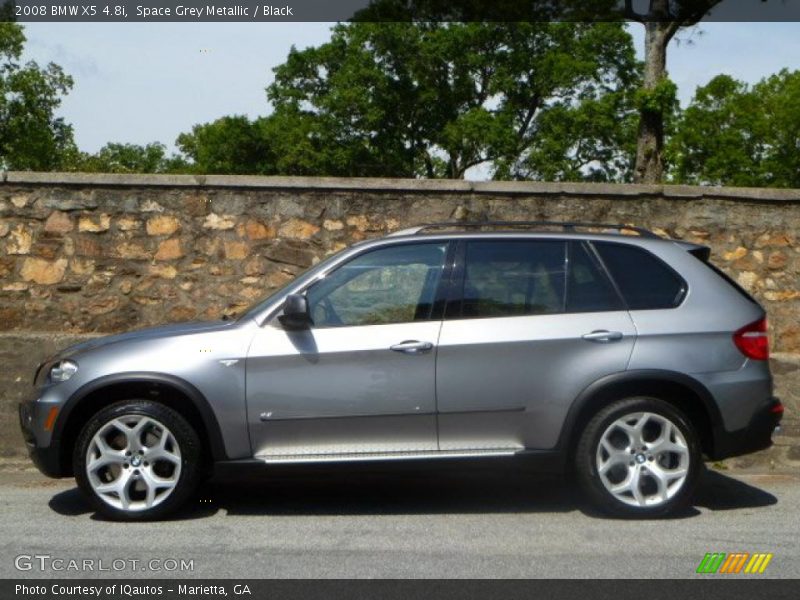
left=48, top=460, right=575, bottom=520
left=47, top=487, right=90, bottom=517
left=47, top=486, right=219, bottom=522
left=203, top=461, right=578, bottom=517
left=48, top=459, right=779, bottom=521
left=693, top=468, right=778, bottom=511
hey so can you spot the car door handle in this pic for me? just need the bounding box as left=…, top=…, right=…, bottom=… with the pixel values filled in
left=390, top=340, right=434, bottom=354
left=582, top=330, right=624, bottom=343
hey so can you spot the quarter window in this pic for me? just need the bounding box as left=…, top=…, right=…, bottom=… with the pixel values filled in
left=306, top=243, right=447, bottom=327
left=593, top=242, right=686, bottom=310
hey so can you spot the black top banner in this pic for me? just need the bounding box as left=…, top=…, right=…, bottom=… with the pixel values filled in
left=5, top=0, right=800, bottom=22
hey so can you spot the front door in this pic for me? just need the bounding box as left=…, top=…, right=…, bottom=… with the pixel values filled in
left=246, top=242, right=450, bottom=457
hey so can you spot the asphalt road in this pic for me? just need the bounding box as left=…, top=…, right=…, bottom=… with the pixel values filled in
left=1, top=461, right=798, bottom=579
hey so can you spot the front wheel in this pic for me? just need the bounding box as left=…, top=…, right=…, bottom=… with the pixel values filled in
left=575, top=397, right=702, bottom=518
left=74, top=400, right=201, bottom=521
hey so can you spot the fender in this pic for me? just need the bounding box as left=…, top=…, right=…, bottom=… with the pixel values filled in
left=555, top=369, right=724, bottom=453
left=54, top=372, right=228, bottom=461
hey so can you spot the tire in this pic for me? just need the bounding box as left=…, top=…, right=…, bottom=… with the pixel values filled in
left=74, top=400, right=201, bottom=521
left=575, top=397, right=702, bottom=518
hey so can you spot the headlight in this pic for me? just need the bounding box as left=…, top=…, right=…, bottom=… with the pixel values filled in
left=49, top=360, right=78, bottom=383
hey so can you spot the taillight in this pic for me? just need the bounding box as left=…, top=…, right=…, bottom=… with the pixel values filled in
left=733, top=317, right=769, bottom=360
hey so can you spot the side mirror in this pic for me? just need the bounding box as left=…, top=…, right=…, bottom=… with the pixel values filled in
left=278, top=294, right=312, bottom=330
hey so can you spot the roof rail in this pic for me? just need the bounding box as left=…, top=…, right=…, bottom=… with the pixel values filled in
left=387, top=221, right=661, bottom=239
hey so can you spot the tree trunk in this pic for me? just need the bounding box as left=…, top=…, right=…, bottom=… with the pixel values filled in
left=633, top=21, right=669, bottom=184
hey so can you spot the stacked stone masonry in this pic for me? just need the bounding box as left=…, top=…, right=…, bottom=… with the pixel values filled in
left=1, top=173, right=799, bottom=353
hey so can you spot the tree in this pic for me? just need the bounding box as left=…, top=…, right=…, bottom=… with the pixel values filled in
left=175, top=115, right=277, bottom=175
left=0, top=22, right=76, bottom=170
left=622, top=0, right=724, bottom=184
left=671, top=70, right=800, bottom=188
left=67, top=142, right=188, bottom=174
left=265, top=21, right=640, bottom=180
left=506, top=84, right=639, bottom=182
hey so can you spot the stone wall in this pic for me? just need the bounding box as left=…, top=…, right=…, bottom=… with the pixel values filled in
left=2, top=173, right=799, bottom=464
left=1, top=172, right=799, bottom=353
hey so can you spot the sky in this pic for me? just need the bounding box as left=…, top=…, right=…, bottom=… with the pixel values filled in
left=20, top=21, right=800, bottom=165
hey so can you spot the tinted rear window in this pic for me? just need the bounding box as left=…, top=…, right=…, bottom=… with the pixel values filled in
left=566, top=242, right=624, bottom=312
left=593, top=242, right=686, bottom=310
left=462, top=241, right=566, bottom=318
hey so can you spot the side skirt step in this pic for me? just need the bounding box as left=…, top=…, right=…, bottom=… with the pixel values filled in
left=253, top=448, right=520, bottom=464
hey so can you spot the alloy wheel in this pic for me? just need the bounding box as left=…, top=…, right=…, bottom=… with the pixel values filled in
left=85, top=415, right=182, bottom=511
left=595, top=411, right=690, bottom=508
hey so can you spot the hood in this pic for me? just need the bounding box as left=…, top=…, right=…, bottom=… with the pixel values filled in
left=55, top=320, right=239, bottom=360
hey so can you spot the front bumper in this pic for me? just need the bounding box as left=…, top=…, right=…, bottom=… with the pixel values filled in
left=19, top=402, right=65, bottom=478
left=710, top=396, right=784, bottom=460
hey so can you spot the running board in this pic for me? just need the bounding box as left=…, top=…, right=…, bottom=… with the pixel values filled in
left=253, top=448, right=520, bottom=464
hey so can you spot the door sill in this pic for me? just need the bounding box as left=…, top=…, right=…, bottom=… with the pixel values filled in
left=253, top=448, right=519, bottom=464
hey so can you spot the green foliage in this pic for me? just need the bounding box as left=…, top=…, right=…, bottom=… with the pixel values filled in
left=516, top=90, right=639, bottom=182
left=0, top=23, right=76, bottom=170
left=670, top=70, right=800, bottom=188
left=0, top=1, right=15, bottom=22
left=175, top=115, right=276, bottom=175
left=67, top=142, right=188, bottom=174
left=260, top=22, right=641, bottom=181
left=635, top=78, right=678, bottom=115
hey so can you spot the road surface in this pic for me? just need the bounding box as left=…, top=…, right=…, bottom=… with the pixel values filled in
left=1, top=461, right=797, bottom=578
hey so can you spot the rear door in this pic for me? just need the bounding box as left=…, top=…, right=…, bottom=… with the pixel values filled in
left=436, top=239, right=637, bottom=451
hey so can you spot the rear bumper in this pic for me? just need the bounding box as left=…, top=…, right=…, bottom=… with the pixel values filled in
left=19, top=402, right=64, bottom=478
left=710, top=396, right=783, bottom=460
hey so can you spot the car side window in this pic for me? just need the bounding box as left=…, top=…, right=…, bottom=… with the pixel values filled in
left=592, top=241, right=687, bottom=310
left=461, top=241, right=567, bottom=318
left=305, top=243, right=448, bottom=328
left=565, top=242, right=624, bottom=312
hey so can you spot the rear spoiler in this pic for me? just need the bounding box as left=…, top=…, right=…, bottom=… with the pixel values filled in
left=674, top=241, right=711, bottom=262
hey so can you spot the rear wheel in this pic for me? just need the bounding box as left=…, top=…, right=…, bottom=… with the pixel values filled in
left=74, top=400, right=201, bottom=521
left=575, top=397, right=702, bottom=517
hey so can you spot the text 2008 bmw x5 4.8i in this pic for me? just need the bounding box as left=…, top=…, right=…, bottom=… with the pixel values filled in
left=20, top=222, right=783, bottom=520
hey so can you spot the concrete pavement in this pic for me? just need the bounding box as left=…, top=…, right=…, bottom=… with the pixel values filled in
left=1, top=460, right=798, bottom=579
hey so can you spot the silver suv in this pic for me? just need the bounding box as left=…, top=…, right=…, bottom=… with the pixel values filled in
left=20, top=221, right=783, bottom=520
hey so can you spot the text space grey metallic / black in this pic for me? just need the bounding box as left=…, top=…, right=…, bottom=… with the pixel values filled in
left=19, top=222, right=783, bottom=519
